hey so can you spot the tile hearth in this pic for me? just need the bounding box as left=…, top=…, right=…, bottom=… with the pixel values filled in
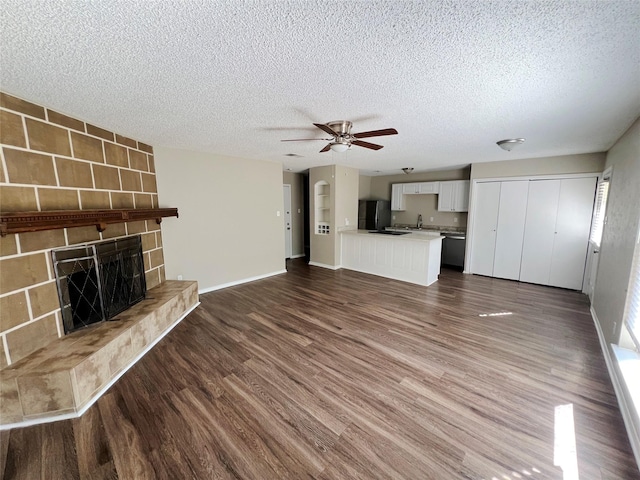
left=0, top=280, right=198, bottom=428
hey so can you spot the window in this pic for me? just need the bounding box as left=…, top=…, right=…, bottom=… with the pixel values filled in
left=623, top=224, right=640, bottom=351
left=590, top=170, right=611, bottom=246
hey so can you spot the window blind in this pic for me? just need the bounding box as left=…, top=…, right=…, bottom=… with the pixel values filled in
left=624, top=226, right=640, bottom=351
left=590, top=175, right=610, bottom=246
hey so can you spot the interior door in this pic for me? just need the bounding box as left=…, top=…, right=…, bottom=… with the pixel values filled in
left=520, top=180, right=561, bottom=285
left=283, top=184, right=292, bottom=259
left=469, top=182, right=501, bottom=276
left=549, top=177, right=597, bottom=289
left=493, top=181, right=529, bottom=280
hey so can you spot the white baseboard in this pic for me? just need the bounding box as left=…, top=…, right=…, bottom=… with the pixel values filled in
left=289, top=253, right=305, bottom=259
left=590, top=307, right=640, bottom=468
left=198, top=269, right=287, bottom=294
left=308, top=261, right=341, bottom=270
left=1, top=301, right=201, bottom=431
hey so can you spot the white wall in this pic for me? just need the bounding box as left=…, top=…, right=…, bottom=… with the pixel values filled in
left=333, top=165, right=359, bottom=264
left=470, top=152, right=606, bottom=179
left=591, top=117, right=640, bottom=467
left=155, top=147, right=286, bottom=292
left=358, top=175, right=372, bottom=200
left=309, top=165, right=335, bottom=267
left=309, top=164, right=359, bottom=267
left=593, top=118, right=640, bottom=343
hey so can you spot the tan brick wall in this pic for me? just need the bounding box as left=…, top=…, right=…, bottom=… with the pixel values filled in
left=0, top=92, right=166, bottom=366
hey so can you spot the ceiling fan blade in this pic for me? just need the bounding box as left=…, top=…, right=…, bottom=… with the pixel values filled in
left=353, top=128, right=398, bottom=139
left=281, top=138, right=331, bottom=142
left=313, top=123, right=338, bottom=136
left=352, top=139, right=384, bottom=150
left=319, top=144, right=332, bottom=153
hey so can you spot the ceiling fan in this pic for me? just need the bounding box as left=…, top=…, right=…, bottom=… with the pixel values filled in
left=282, top=121, right=398, bottom=153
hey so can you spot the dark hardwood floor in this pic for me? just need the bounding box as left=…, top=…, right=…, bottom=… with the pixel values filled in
left=1, top=259, right=637, bottom=479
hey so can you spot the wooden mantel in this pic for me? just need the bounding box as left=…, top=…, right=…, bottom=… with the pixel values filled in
left=0, top=208, right=179, bottom=236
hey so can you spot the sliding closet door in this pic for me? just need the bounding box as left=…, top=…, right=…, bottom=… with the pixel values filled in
left=520, top=180, right=561, bottom=285
left=493, top=181, right=529, bottom=280
left=469, top=182, right=500, bottom=276
left=549, top=177, right=597, bottom=289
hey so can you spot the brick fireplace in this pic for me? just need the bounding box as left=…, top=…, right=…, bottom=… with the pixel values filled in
left=0, top=92, right=198, bottom=427
left=0, top=92, right=165, bottom=366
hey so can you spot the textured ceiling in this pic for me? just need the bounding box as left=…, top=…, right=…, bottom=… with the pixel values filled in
left=1, top=1, right=639, bottom=175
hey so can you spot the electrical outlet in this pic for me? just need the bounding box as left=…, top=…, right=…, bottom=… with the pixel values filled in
left=277, top=211, right=280, bottom=217
left=429, top=216, right=434, bottom=222
left=177, top=275, right=183, bottom=281
left=392, top=215, right=396, bottom=220
left=613, top=321, right=617, bottom=335
left=345, top=218, right=350, bottom=226
left=298, top=208, right=301, bottom=213
left=453, top=217, right=458, bottom=223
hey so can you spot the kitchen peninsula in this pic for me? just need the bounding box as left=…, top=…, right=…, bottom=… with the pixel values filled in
left=340, top=230, right=443, bottom=286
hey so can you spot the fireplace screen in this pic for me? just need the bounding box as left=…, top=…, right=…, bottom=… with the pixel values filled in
left=52, top=236, right=146, bottom=334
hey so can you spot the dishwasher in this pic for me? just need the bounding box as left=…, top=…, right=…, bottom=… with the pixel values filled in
left=441, top=234, right=466, bottom=270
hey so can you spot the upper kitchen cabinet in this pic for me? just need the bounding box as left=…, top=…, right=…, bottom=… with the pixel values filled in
left=402, top=182, right=440, bottom=194
left=438, top=180, right=470, bottom=212
left=391, top=183, right=406, bottom=211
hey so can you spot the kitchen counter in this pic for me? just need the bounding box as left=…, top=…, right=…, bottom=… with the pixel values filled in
left=340, top=230, right=443, bottom=286
left=343, top=229, right=441, bottom=241
left=389, top=224, right=466, bottom=235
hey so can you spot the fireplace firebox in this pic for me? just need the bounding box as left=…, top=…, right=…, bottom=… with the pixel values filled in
left=52, top=236, right=146, bottom=334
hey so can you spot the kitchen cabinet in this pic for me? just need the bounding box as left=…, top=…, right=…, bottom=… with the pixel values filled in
left=391, top=184, right=406, bottom=211
left=437, top=180, right=469, bottom=212
left=341, top=230, right=443, bottom=286
left=469, top=176, right=597, bottom=289
left=402, top=182, right=440, bottom=194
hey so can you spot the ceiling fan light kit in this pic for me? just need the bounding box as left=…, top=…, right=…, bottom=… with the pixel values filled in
left=282, top=120, right=398, bottom=153
left=497, top=138, right=525, bottom=151
left=402, top=167, right=414, bottom=174
left=330, top=142, right=350, bottom=153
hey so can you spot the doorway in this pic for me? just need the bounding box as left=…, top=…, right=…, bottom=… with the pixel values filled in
left=283, top=184, right=292, bottom=259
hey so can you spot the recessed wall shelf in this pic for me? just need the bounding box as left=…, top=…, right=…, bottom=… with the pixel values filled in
left=0, top=208, right=179, bottom=236
left=314, top=181, right=331, bottom=235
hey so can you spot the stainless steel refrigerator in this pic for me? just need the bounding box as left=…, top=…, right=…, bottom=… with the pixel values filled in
left=358, top=200, right=391, bottom=230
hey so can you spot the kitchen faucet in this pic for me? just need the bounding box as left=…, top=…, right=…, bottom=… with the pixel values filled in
left=417, top=214, right=423, bottom=229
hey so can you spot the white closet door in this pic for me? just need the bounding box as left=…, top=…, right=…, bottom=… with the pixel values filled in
left=520, top=180, right=561, bottom=285
left=493, top=181, right=529, bottom=280
left=470, top=182, right=501, bottom=276
left=549, top=177, right=597, bottom=289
